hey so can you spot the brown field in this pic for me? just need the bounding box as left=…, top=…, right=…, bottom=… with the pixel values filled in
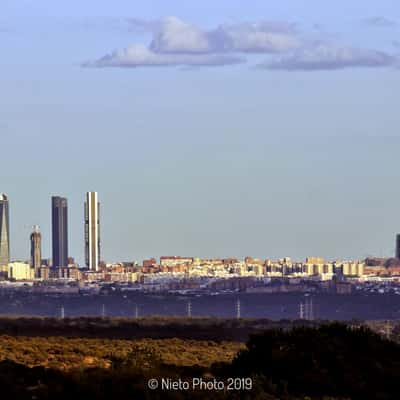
left=0, top=335, right=244, bottom=371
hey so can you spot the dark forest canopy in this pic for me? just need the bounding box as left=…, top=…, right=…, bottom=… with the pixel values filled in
left=0, top=323, right=399, bottom=399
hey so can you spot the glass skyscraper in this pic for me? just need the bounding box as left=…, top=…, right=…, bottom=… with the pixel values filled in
left=0, top=194, right=10, bottom=267
left=85, top=192, right=100, bottom=271
left=52, top=196, right=68, bottom=268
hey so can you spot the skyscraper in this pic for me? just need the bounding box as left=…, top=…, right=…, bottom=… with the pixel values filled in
left=52, top=196, right=68, bottom=268
left=30, top=225, right=42, bottom=277
left=85, top=192, right=100, bottom=271
left=396, top=234, right=400, bottom=259
left=0, top=194, right=10, bottom=267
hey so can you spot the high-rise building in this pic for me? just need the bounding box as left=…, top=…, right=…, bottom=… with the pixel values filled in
left=85, top=192, right=100, bottom=271
left=30, top=225, right=42, bottom=277
left=396, top=234, right=400, bottom=259
left=52, top=196, right=68, bottom=268
left=0, top=194, right=10, bottom=267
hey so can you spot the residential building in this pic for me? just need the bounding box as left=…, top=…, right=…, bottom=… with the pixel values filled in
left=160, top=256, right=193, bottom=267
left=8, top=262, right=34, bottom=280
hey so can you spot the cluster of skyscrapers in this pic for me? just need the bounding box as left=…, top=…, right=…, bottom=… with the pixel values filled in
left=0, top=192, right=101, bottom=272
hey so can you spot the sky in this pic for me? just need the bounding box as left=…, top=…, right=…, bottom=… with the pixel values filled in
left=1, top=0, right=400, bottom=264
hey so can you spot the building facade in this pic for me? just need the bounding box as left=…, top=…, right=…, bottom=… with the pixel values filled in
left=0, top=194, right=10, bottom=267
left=52, top=196, right=68, bottom=268
left=85, top=192, right=100, bottom=271
left=30, top=225, right=42, bottom=277
left=396, top=234, right=400, bottom=259
left=160, top=256, right=194, bottom=267
left=8, top=262, right=34, bottom=280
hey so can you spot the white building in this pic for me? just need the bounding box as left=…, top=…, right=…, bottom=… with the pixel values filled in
left=85, top=192, right=100, bottom=271
left=8, top=262, right=34, bottom=280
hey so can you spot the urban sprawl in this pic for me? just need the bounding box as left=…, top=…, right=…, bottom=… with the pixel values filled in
left=1, top=193, right=400, bottom=296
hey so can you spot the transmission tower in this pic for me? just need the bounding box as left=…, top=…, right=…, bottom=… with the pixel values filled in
left=299, top=302, right=305, bottom=319
left=309, top=297, right=314, bottom=321
left=236, top=299, right=241, bottom=319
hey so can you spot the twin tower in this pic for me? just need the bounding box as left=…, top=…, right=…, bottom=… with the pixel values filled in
left=51, top=191, right=100, bottom=270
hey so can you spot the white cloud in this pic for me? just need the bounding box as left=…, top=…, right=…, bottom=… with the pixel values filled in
left=261, top=43, right=396, bottom=71
left=83, top=16, right=397, bottom=71
left=83, top=44, right=245, bottom=68
left=83, top=16, right=301, bottom=69
left=223, top=23, right=301, bottom=53
left=148, top=17, right=301, bottom=54
left=150, top=16, right=214, bottom=53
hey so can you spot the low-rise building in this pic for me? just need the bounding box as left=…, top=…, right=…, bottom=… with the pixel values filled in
left=160, top=256, right=194, bottom=267
left=339, top=262, right=365, bottom=277
left=8, top=262, right=34, bottom=280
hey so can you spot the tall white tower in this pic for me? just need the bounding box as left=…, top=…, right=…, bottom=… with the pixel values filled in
left=85, top=192, right=100, bottom=271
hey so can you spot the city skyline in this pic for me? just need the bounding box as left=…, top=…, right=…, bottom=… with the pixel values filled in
left=1, top=190, right=400, bottom=267
left=1, top=1, right=400, bottom=263
left=2, top=3, right=400, bottom=398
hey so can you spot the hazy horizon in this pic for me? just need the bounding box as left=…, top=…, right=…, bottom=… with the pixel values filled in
left=1, top=1, right=400, bottom=264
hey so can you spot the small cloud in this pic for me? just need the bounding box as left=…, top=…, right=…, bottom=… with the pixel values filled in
left=261, top=43, right=396, bottom=71
left=82, top=44, right=245, bottom=68
left=362, top=16, right=398, bottom=28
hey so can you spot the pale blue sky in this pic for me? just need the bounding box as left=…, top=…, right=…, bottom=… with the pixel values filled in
left=1, top=1, right=400, bottom=264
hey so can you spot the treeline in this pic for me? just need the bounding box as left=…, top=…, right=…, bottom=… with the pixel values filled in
left=0, top=316, right=325, bottom=341
left=1, top=324, right=400, bottom=399
left=225, top=323, right=400, bottom=399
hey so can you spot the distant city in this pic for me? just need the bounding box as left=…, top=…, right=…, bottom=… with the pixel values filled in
left=1, top=192, right=400, bottom=297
